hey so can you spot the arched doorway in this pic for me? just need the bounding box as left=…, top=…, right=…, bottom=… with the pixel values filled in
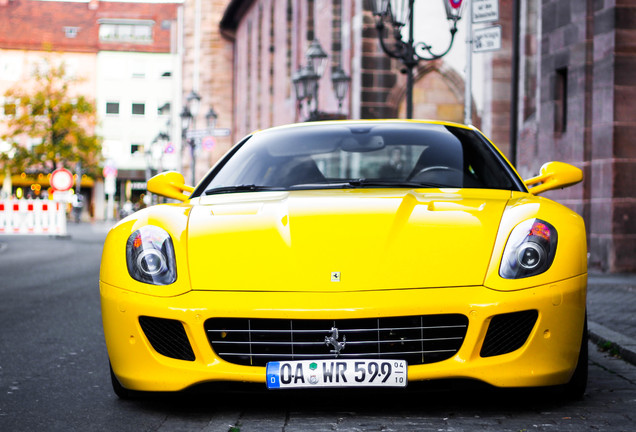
left=389, top=62, right=473, bottom=125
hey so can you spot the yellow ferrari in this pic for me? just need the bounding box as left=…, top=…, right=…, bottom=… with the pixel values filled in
left=100, top=120, right=587, bottom=398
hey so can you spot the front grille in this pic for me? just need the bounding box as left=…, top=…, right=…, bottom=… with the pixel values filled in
left=139, top=316, right=195, bottom=361
left=480, top=310, right=538, bottom=357
left=205, top=315, right=468, bottom=367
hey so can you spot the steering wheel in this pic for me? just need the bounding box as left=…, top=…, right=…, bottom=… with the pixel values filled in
left=409, top=166, right=464, bottom=182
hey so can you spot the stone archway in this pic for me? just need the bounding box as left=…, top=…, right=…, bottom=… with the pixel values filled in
left=387, top=61, right=475, bottom=125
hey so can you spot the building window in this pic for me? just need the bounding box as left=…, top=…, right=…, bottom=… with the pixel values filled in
left=3, top=101, right=16, bottom=116
left=554, top=67, right=568, bottom=134
left=64, top=27, right=79, bottom=38
left=131, top=61, right=145, bottom=79
left=31, top=101, right=45, bottom=116
left=247, top=20, right=252, bottom=133
left=131, top=144, right=144, bottom=155
left=286, top=0, right=293, bottom=98
left=98, top=19, right=154, bottom=43
left=307, top=0, right=314, bottom=41
left=157, top=102, right=170, bottom=116
left=269, top=0, right=275, bottom=126
left=106, top=102, right=120, bottom=115
left=132, top=103, right=145, bottom=116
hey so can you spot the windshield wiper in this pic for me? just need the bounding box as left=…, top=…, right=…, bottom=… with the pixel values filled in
left=204, top=185, right=278, bottom=195
left=346, top=179, right=446, bottom=189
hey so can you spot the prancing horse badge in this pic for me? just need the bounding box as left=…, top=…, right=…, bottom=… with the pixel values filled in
left=331, top=272, right=341, bottom=282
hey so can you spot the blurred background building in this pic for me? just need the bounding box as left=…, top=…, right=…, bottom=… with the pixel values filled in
left=0, top=0, right=181, bottom=219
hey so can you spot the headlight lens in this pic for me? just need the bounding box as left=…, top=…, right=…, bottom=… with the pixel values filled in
left=500, top=219, right=557, bottom=279
left=126, top=226, right=177, bottom=285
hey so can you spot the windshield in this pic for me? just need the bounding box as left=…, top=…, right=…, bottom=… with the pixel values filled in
left=195, top=122, right=523, bottom=196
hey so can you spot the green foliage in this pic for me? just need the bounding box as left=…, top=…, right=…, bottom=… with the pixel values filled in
left=599, top=340, right=621, bottom=358
left=0, top=59, right=102, bottom=178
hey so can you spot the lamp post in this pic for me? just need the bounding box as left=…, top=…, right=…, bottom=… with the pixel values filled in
left=185, top=90, right=201, bottom=120
left=180, top=90, right=202, bottom=185
left=205, top=107, right=218, bottom=131
left=292, top=39, right=350, bottom=121
left=145, top=132, right=168, bottom=204
left=180, top=104, right=195, bottom=185
left=369, top=0, right=465, bottom=119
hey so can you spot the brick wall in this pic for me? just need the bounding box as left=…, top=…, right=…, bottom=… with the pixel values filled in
left=515, top=0, right=636, bottom=272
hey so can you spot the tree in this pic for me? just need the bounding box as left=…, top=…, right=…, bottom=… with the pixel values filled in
left=0, top=60, right=102, bottom=178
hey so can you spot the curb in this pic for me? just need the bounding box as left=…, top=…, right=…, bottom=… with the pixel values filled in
left=588, top=320, right=636, bottom=366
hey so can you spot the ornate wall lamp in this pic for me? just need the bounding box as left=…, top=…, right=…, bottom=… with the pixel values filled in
left=293, top=39, right=350, bottom=121
left=369, top=0, right=465, bottom=118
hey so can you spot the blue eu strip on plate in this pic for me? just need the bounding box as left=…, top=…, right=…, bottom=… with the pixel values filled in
left=266, top=362, right=281, bottom=389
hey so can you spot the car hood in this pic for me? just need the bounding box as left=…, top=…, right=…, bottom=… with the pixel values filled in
left=187, top=189, right=512, bottom=292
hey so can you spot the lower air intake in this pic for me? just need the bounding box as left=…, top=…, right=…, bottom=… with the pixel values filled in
left=480, top=310, right=538, bottom=357
left=139, top=316, right=195, bottom=361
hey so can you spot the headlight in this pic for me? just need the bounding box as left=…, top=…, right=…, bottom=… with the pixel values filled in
left=500, top=219, right=557, bottom=279
left=126, top=226, right=177, bottom=285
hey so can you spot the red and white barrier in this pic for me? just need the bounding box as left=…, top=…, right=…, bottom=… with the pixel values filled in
left=0, top=199, right=67, bottom=236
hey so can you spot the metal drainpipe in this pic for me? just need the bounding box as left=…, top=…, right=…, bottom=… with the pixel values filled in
left=509, top=0, right=520, bottom=167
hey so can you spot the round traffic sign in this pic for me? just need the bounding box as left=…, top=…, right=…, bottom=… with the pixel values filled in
left=202, top=136, right=216, bottom=151
left=50, top=168, right=74, bottom=192
left=103, top=165, right=117, bottom=178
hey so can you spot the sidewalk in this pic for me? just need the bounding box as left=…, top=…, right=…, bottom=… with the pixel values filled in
left=588, top=272, right=636, bottom=365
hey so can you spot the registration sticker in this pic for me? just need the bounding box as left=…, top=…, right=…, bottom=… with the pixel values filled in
left=266, top=359, right=407, bottom=389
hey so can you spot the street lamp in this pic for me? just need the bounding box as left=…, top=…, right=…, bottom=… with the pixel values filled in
left=180, top=104, right=195, bottom=185
left=331, top=67, right=351, bottom=113
left=205, top=107, right=218, bottom=131
left=370, top=0, right=465, bottom=119
left=306, top=39, right=328, bottom=79
left=185, top=90, right=201, bottom=119
left=292, top=39, right=350, bottom=121
left=182, top=90, right=201, bottom=185
left=292, top=64, right=320, bottom=121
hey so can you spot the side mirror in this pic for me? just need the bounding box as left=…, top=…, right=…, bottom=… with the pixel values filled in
left=524, top=161, right=583, bottom=195
left=147, top=171, right=194, bottom=202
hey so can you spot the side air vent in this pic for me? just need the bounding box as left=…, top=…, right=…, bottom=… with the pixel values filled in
left=139, top=316, right=195, bottom=361
left=480, top=310, right=538, bottom=357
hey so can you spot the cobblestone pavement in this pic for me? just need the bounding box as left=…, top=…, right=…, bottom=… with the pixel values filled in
left=588, top=274, right=636, bottom=365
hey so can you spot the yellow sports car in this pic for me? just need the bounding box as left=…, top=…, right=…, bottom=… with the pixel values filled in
left=100, top=120, right=587, bottom=398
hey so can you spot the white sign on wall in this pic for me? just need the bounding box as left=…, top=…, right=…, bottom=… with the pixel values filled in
left=473, top=25, right=502, bottom=52
left=473, top=0, right=499, bottom=23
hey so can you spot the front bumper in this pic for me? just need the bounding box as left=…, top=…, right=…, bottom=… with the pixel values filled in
left=101, top=274, right=587, bottom=392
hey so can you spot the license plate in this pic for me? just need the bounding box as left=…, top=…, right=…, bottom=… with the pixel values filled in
left=266, top=359, right=407, bottom=389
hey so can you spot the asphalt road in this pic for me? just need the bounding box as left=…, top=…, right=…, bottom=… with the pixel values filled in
left=1, top=223, right=636, bottom=431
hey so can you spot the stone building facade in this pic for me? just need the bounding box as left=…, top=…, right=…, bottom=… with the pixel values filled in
left=514, top=0, right=636, bottom=272
left=0, top=0, right=181, bottom=220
